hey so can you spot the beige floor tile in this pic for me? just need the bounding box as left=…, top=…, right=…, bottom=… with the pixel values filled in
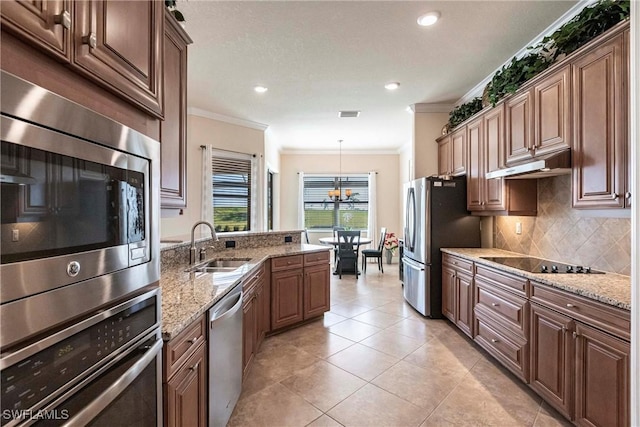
left=326, top=343, right=399, bottom=381
left=320, top=311, right=349, bottom=327
left=404, top=337, right=482, bottom=375
left=384, top=317, right=444, bottom=342
left=533, top=402, right=573, bottom=427
left=281, top=360, right=367, bottom=412
left=372, top=360, right=466, bottom=414
left=375, top=299, right=420, bottom=317
left=327, top=319, right=381, bottom=342
left=327, top=383, right=428, bottom=427
left=253, top=343, right=320, bottom=382
left=288, top=330, right=356, bottom=359
left=351, top=309, right=404, bottom=328
left=228, top=383, right=323, bottom=427
left=306, top=414, right=344, bottom=427
left=349, top=294, right=394, bottom=308
left=330, top=302, right=372, bottom=318
left=360, top=329, right=425, bottom=358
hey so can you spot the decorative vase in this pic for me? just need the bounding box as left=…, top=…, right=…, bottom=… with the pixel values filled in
left=385, top=250, right=393, bottom=265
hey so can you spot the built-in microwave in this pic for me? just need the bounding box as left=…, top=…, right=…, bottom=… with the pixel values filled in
left=0, top=71, right=160, bottom=350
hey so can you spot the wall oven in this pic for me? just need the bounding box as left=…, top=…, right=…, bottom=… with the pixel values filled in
left=1, top=71, right=161, bottom=425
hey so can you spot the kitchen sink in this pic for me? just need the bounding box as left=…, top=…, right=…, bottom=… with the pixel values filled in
left=187, top=258, right=251, bottom=273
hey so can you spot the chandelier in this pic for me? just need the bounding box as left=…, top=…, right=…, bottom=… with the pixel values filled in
left=328, top=139, right=352, bottom=201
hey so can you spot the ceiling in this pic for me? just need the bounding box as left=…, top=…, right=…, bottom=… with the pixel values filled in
left=180, top=1, right=578, bottom=152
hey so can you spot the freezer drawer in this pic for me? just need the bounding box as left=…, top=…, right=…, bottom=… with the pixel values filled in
left=402, top=257, right=429, bottom=316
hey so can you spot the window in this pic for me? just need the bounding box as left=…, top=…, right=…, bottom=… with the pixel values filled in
left=303, top=175, right=369, bottom=230
left=211, top=154, right=252, bottom=232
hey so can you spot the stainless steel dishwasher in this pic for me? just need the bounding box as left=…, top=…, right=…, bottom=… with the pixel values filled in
left=208, top=283, right=243, bottom=427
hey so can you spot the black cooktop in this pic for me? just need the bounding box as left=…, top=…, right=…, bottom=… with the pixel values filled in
left=481, top=257, right=604, bottom=274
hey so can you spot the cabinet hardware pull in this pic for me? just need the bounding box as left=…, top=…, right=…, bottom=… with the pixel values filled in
left=572, top=331, right=578, bottom=339
left=562, top=326, right=566, bottom=332
left=82, top=33, right=97, bottom=49
left=614, top=193, right=620, bottom=199
left=491, top=338, right=499, bottom=343
left=453, top=261, right=457, bottom=265
left=54, top=10, right=71, bottom=29
left=188, top=338, right=197, bottom=345
left=625, top=192, right=631, bottom=199
left=566, top=303, right=574, bottom=308
left=189, top=362, right=200, bottom=371
left=491, top=303, right=499, bottom=307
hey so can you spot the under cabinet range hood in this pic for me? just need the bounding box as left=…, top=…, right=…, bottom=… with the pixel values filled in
left=485, top=149, right=571, bottom=179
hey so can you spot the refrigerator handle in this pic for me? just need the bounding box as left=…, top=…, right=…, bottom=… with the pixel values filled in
left=405, top=187, right=416, bottom=252
left=402, top=256, right=425, bottom=271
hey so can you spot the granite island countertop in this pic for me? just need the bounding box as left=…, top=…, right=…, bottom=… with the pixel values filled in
left=160, top=243, right=330, bottom=341
left=441, top=248, right=631, bottom=310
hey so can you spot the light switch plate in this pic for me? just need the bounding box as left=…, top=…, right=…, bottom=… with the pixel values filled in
left=12, top=229, right=19, bottom=242
left=515, top=222, right=522, bottom=235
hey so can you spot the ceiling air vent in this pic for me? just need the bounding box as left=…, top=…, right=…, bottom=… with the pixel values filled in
left=338, top=111, right=360, bottom=118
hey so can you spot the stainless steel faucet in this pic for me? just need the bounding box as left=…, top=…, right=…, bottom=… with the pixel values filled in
left=190, top=221, right=218, bottom=264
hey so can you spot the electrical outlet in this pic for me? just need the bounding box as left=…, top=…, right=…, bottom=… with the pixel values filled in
left=225, top=240, right=236, bottom=248
left=284, top=236, right=292, bottom=243
left=515, top=222, right=522, bottom=235
left=12, top=229, right=19, bottom=242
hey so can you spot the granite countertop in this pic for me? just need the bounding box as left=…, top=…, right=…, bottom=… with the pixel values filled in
left=161, top=243, right=329, bottom=341
left=441, top=248, right=631, bottom=310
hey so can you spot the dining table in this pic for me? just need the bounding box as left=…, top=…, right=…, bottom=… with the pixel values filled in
left=318, top=236, right=373, bottom=275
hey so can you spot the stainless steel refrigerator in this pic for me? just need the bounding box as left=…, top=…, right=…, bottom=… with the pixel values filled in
left=402, top=176, right=480, bottom=317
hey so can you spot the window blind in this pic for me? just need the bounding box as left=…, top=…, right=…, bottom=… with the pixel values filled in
left=212, top=156, right=251, bottom=232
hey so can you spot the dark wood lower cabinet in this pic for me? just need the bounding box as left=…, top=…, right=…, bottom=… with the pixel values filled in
left=164, top=342, right=207, bottom=427
left=574, top=322, right=629, bottom=427
left=242, top=287, right=257, bottom=379
left=530, top=303, right=574, bottom=419
left=441, top=265, right=456, bottom=322
left=304, top=263, right=330, bottom=319
left=271, top=269, right=304, bottom=330
left=455, top=271, right=473, bottom=337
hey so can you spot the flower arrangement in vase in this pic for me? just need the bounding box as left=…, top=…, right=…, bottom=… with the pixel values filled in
left=383, top=232, right=399, bottom=264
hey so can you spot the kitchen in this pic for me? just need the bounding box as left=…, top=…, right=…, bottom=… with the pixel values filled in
left=0, top=1, right=639, bottom=427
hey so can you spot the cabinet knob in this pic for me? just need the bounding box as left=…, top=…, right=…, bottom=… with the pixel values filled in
left=614, top=193, right=620, bottom=199
left=625, top=192, right=631, bottom=200
left=189, top=362, right=200, bottom=371
left=452, top=261, right=457, bottom=265
left=82, top=32, right=97, bottom=49
left=566, top=303, right=575, bottom=308
left=491, top=338, right=499, bottom=343
left=54, top=10, right=71, bottom=29
left=491, top=302, right=499, bottom=307
left=188, top=338, right=197, bottom=345
left=572, top=331, right=578, bottom=339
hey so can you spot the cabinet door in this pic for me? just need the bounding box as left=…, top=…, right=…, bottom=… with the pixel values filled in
left=165, top=343, right=207, bottom=427
left=160, top=12, right=191, bottom=209
left=572, top=34, right=626, bottom=209
left=484, top=106, right=506, bottom=211
left=534, top=66, right=571, bottom=156
left=451, top=128, right=466, bottom=176
left=455, top=271, right=473, bottom=338
left=574, top=322, right=629, bottom=427
left=73, top=0, right=164, bottom=117
left=505, top=89, right=534, bottom=165
left=242, top=294, right=257, bottom=379
left=437, top=137, right=451, bottom=176
left=530, top=303, right=574, bottom=420
left=303, top=264, right=330, bottom=319
left=441, top=265, right=456, bottom=322
left=0, top=0, right=71, bottom=61
left=466, top=119, right=483, bottom=211
left=271, top=269, right=304, bottom=330
left=255, top=282, right=267, bottom=349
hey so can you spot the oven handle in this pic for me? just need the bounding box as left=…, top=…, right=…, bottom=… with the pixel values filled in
left=60, top=337, right=162, bottom=427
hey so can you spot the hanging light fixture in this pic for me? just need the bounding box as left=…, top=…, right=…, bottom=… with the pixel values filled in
left=328, top=139, right=352, bottom=201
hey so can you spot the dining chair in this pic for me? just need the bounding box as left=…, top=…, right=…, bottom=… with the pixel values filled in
left=336, top=230, right=361, bottom=278
left=303, top=229, right=310, bottom=244
left=331, top=226, right=345, bottom=259
left=361, top=227, right=387, bottom=273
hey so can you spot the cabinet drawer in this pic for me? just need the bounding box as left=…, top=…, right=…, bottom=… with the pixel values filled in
left=243, top=263, right=265, bottom=293
left=271, top=255, right=304, bottom=272
left=442, top=254, right=474, bottom=274
left=304, top=251, right=330, bottom=266
left=475, top=278, right=529, bottom=338
left=475, top=264, right=529, bottom=297
left=530, top=281, right=630, bottom=341
left=475, top=315, right=529, bottom=382
left=164, top=315, right=206, bottom=380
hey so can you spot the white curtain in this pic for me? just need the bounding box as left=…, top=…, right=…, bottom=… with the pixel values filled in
left=297, top=172, right=305, bottom=229
left=250, top=155, right=263, bottom=231
left=201, top=145, right=213, bottom=224
left=367, top=171, right=377, bottom=248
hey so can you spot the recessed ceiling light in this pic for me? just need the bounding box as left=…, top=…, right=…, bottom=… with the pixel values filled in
left=338, top=111, right=360, bottom=118
left=417, top=11, right=440, bottom=27
left=385, top=82, right=400, bottom=90
left=254, top=85, right=268, bottom=93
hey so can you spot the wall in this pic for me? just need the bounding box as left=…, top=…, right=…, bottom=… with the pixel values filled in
left=160, top=114, right=266, bottom=237
left=413, top=111, right=448, bottom=179
left=494, top=175, right=631, bottom=275
left=279, top=152, right=401, bottom=249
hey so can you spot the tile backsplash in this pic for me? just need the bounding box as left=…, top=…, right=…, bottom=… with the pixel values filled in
left=494, top=175, right=631, bottom=275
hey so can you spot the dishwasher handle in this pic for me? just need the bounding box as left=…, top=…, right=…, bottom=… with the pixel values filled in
left=210, top=287, right=243, bottom=327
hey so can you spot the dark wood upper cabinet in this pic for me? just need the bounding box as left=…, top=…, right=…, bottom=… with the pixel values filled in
left=466, top=116, right=489, bottom=211
left=533, top=65, right=571, bottom=156
left=161, top=11, right=191, bottom=209
left=0, top=0, right=71, bottom=61
left=437, top=135, right=451, bottom=176
left=451, top=128, right=466, bottom=176
left=72, top=0, right=164, bottom=118
left=572, top=32, right=628, bottom=209
left=505, top=89, right=535, bottom=165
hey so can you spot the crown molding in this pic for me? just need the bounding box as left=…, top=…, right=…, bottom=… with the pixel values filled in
left=455, top=0, right=599, bottom=106
left=411, top=103, right=455, bottom=113
left=188, top=107, right=269, bottom=131
left=280, top=149, right=399, bottom=155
